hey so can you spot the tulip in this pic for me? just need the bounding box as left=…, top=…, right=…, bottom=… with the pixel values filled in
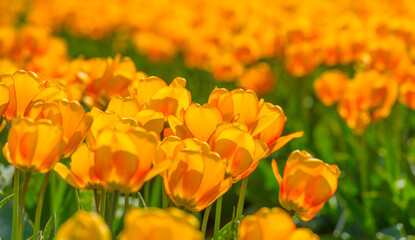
left=106, top=96, right=164, bottom=134
left=209, top=122, right=268, bottom=182
left=272, top=150, right=340, bottom=221
left=238, top=207, right=319, bottom=240
left=128, top=76, right=167, bottom=109
left=148, top=77, right=192, bottom=119
left=91, top=127, right=168, bottom=193
left=168, top=103, right=224, bottom=142
left=0, top=82, right=9, bottom=117
left=399, top=80, right=415, bottom=110
left=313, top=70, right=349, bottom=106
left=0, top=70, right=67, bottom=120
left=163, top=148, right=232, bottom=212
left=3, top=117, right=66, bottom=173
left=55, top=211, right=111, bottom=240
left=120, top=208, right=202, bottom=240
left=26, top=99, right=93, bottom=157
left=239, top=62, right=275, bottom=95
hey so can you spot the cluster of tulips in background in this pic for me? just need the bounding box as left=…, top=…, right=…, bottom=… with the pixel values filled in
left=1, top=0, right=415, bottom=239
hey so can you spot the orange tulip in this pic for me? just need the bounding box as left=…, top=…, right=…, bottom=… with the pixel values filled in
left=120, top=208, right=202, bottom=240
left=209, top=122, right=268, bottom=182
left=26, top=99, right=93, bottom=157
left=0, top=70, right=67, bottom=120
left=399, top=80, right=415, bottom=110
left=128, top=76, right=167, bottom=109
left=313, top=70, right=349, bottom=106
left=284, top=42, right=321, bottom=77
left=272, top=150, right=340, bottom=221
left=55, top=211, right=111, bottom=240
left=106, top=96, right=164, bottom=134
left=239, top=62, right=275, bottom=95
left=92, top=127, right=168, bottom=193
left=0, top=82, right=9, bottom=117
left=3, top=117, right=66, bottom=173
left=168, top=103, right=223, bottom=142
left=148, top=77, right=192, bottom=119
left=163, top=148, right=232, bottom=212
left=238, top=207, right=320, bottom=240
left=208, top=88, right=303, bottom=156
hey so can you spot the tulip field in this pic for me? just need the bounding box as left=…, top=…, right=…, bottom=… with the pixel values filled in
left=1, top=0, right=415, bottom=239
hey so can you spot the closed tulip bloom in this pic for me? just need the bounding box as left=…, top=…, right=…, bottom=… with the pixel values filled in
left=0, top=82, right=9, bottom=117
left=164, top=149, right=232, bottom=212
left=106, top=96, right=164, bottom=134
left=120, top=208, right=202, bottom=240
left=85, top=107, right=138, bottom=147
left=0, top=70, right=67, bottom=120
left=92, top=127, right=169, bottom=193
left=148, top=77, right=192, bottom=119
left=168, top=103, right=224, bottom=142
left=238, top=207, right=319, bottom=240
left=26, top=99, right=93, bottom=157
left=128, top=76, right=167, bottom=108
left=54, top=143, right=103, bottom=190
left=55, top=211, right=111, bottom=240
left=272, top=150, right=340, bottom=221
left=209, top=122, right=268, bottom=182
left=3, top=117, right=66, bottom=173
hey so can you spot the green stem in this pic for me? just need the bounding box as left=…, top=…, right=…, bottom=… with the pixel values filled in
left=201, top=205, right=212, bottom=238
left=150, top=176, right=161, bottom=207
left=213, top=196, right=222, bottom=240
left=11, top=169, right=20, bottom=240
left=124, top=193, right=129, bottom=213
left=94, top=189, right=100, bottom=213
left=33, top=172, right=51, bottom=239
left=17, top=172, right=31, bottom=240
left=100, top=190, right=107, bottom=219
left=236, top=177, right=249, bottom=221
left=144, top=181, right=150, bottom=206
left=161, top=182, right=168, bottom=209
left=108, top=191, right=119, bottom=234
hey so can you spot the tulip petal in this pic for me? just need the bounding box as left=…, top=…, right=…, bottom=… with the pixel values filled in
left=54, top=162, right=85, bottom=189
left=268, top=131, right=304, bottom=155
left=183, top=103, right=223, bottom=142
left=271, top=159, right=282, bottom=184
left=0, top=83, right=9, bottom=117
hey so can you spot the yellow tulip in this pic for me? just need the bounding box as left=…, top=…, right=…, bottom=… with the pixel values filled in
left=272, top=150, right=340, bottom=221
left=26, top=99, right=93, bottom=157
left=0, top=70, right=67, bottom=120
left=238, top=207, right=319, bottom=240
left=163, top=148, right=232, bottom=212
left=55, top=211, right=111, bottom=240
left=120, top=208, right=202, bottom=240
left=3, top=117, right=66, bottom=173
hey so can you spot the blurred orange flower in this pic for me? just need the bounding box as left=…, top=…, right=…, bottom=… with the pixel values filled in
left=239, top=62, right=275, bottom=95
left=3, top=117, right=66, bottom=173
left=238, top=207, right=320, bottom=240
left=0, top=83, right=9, bottom=117
left=55, top=211, right=112, bottom=240
left=314, top=70, right=349, bottom=106
left=272, top=150, right=340, bottom=221
left=120, top=208, right=202, bottom=240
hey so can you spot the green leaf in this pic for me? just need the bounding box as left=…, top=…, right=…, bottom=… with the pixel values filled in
left=0, top=194, right=13, bottom=209
left=79, top=190, right=94, bottom=211
left=43, top=212, right=56, bottom=240
left=217, top=221, right=236, bottom=240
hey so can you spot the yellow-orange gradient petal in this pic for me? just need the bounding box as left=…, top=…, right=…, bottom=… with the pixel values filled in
left=183, top=103, right=223, bottom=142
